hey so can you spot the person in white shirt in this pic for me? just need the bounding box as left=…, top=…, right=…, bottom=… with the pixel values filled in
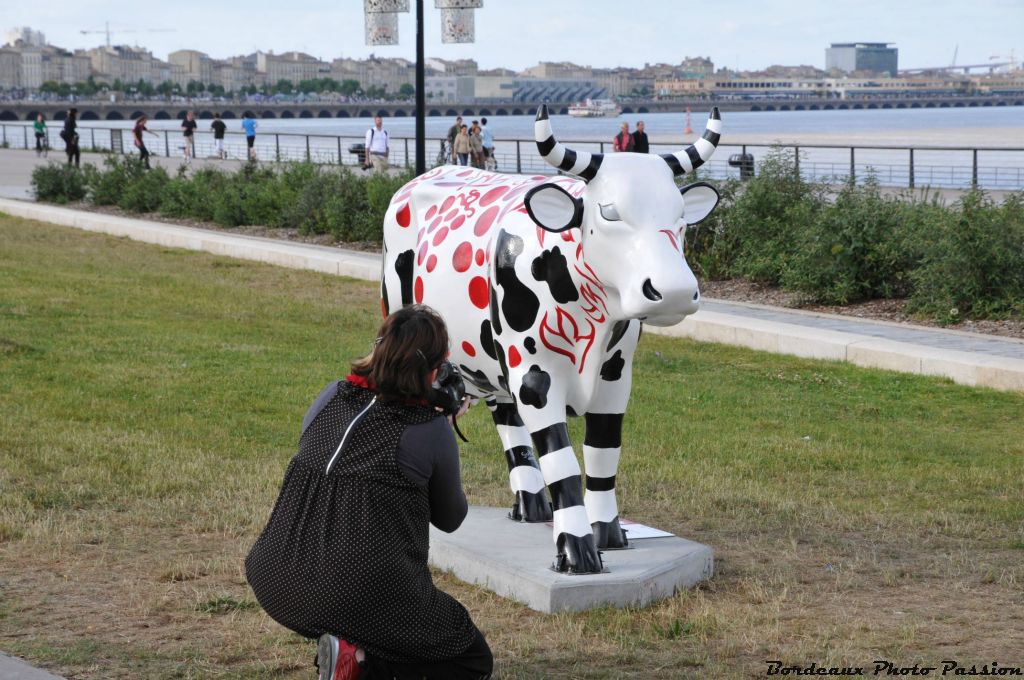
left=364, top=116, right=390, bottom=174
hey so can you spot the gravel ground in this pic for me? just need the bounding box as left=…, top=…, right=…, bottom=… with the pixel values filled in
left=75, top=203, right=1024, bottom=340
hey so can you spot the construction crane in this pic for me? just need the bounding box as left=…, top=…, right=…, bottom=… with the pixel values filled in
left=988, top=50, right=1019, bottom=72
left=80, top=22, right=175, bottom=48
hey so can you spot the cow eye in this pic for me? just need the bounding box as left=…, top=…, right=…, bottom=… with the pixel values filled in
left=599, top=204, right=621, bottom=222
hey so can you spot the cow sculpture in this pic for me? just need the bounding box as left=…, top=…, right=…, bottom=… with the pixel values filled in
left=380, top=105, right=722, bottom=574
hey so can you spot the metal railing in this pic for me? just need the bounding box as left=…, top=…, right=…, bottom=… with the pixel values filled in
left=3, top=122, right=1022, bottom=191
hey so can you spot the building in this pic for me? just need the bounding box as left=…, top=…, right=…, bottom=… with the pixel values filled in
left=331, top=56, right=416, bottom=94
left=168, top=49, right=214, bottom=86
left=256, top=51, right=329, bottom=85
left=4, top=27, right=46, bottom=48
left=826, top=42, right=898, bottom=77
left=0, top=48, right=21, bottom=88
left=84, top=45, right=171, bottom=85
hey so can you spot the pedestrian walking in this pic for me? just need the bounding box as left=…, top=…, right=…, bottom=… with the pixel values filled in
left=631, top=120, right=649, bottom=154
left=453, top=125, right=471, bottom=166
left=446, top=115, right=463, bottom=164
left=469, top=121, right=484, bottom=169
left=33, top=113, right=47, bottom=157
left=61, top=108, right=80, bottom=167
left=181, top=111, right=197, bottom=162
left=245, top=305, right=493, bottom=680
left=132, top=115, right=159, bottom=169
left=211, top=112, right=227, bottom=160
left=364, top=115, right=390, bottom=174
left=242, top=113, right=258, bottom=161
left=613, top=122, right=633, bottom=152
left=479, top=117, right=495, bottom=170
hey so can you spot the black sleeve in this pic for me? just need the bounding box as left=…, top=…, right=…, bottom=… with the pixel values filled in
left=300, top=381, right=342, bottom=436
left=396, top=417, right=468, bottom=533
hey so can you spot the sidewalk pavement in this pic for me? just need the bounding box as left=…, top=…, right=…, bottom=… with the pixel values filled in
left=0, top=652, right=65, bottom=680
left=1, top=196, right=1022, bottom=393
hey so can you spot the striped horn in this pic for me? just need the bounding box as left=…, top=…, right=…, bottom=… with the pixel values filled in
left=535, top=104, right=604, bottom=182
left=660, top=107, right=722, bottom=176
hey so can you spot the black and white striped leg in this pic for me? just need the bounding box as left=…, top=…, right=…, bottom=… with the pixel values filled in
left=533, top=423, right=603, bottom=574
left=584, top=413, right=628, bottom=550
left=489, top=401, right=552, bottom=522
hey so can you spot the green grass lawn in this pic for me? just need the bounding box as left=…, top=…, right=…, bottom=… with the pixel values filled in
left=1, top=214, right=1022, bottom=679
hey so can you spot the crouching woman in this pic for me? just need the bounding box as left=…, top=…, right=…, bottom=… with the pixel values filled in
left=246, top=305, right=492, bottom=680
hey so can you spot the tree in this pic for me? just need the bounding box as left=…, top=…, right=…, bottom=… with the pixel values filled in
left=340, top=79, right=361, bottom=96
left=39, top=81, right=60, bottom=95
left=274, top=79, right=294, bottom=94
left=398, top=83, right=415, bottom=99
left=156, top=80, right=175, bottom=97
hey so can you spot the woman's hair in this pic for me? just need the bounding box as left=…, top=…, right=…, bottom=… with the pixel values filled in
left=350, top=305, right=449, bottom=402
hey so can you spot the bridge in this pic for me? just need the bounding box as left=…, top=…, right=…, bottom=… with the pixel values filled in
left=1, top=94, right=1022, bottom=122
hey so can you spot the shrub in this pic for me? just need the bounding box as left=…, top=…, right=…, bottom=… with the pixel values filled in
left=780, top=179, right=919, bottom=304
left=119, top=166, right=170, bottom=213
left=160, top=168, right=225, bottom=221
left=31, top=163, right=90, bottom=204
left=907, top=190, right=1024, bottom=322
left=717, top=147, right=825, bottom=284
left=88, top=155, right=149, bottom=206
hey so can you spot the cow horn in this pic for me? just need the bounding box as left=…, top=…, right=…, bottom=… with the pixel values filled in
left=535, top=105, right=604, bottom=182
left=660, top=107, right=722, bottom=177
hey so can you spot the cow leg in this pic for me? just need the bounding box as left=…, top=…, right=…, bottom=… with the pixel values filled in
left=531, top=422, right=603, bottom=574
left=488, top=399, right=552, bottom=522
left=584, top=413, right=628, bottom=549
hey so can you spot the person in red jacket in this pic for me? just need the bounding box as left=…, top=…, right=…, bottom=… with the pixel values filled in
left=613, top=121, right=634, bottom=152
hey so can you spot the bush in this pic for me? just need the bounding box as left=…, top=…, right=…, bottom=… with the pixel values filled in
left=88, top=155, right=149, bottom=206
left=160, top=168, right=226, bottom=221
left=717, top=148, right=825, bottom=284
left=907, top=190, right=1024, bottom=322
left=780, top=179, right=919, bottom=304
left=118, top=166, right=170, bottom=213
left=31, top=163, right=90, bottom=204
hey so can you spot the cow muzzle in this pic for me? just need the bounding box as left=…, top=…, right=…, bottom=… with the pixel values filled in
left=629, top=274, right=700, bottom=326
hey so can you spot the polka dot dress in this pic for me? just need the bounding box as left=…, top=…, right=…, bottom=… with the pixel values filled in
left=245, top=381, right=476, bottom=664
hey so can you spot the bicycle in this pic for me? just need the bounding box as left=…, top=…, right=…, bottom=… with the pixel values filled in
left=435, top=140, right=450, bottom=167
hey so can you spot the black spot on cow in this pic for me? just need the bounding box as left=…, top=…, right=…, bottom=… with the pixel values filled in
left=566, top=405, right=578, bottom=417
left=524, top=337, right=537, bottom=354
left=494, top=342, right=510, bottom=393
left=394, top=249, right=415, bottom=306
left=488, top=282, right=502, bottom=336
left=460, top=364, right=499, bottom=393
left=519, top=364, right=551, bottom=409
left=495, top=229, right=540, bottom=332
left=531, top=246, right=579, bottom=304
left=498, top=375, right=509, bottom=392
left=479, top=320, right=497, bottom=360
left=600, top=350, right=625, bottom=382
left=606, top=320, right=630, bottom=351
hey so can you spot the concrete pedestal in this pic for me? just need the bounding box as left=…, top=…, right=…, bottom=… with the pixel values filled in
left=428, top=506, right=713, bottom=613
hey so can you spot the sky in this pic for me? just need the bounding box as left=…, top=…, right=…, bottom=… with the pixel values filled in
left=4, top=0, right=1022, bottom=73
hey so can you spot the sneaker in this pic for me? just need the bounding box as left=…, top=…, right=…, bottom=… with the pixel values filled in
left=316, top=633, right=363, bottom=680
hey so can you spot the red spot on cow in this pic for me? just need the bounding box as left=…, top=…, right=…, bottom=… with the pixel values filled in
left=508, top=345, right=522, bottom=368
left=561, top=230, right=575, bottom=242
left=474, top=205, right=500, bottom=237
left=432, top=227, right=449, bottom=247
left=414, top=276, right=424, bottom=303
left=475, top=249, right=485, bottom=266
left=659, top=229, right=680, bottom=252
left=396, top=203, right=411, bottom=228
left=446, top=209, right=459, bottom=222
left=417, top=241, right=428, bottom=265
left=425, top=205, right=437, bottom=220
left=429, top=216, right=443, bottom=232
left=450, top=214, right=466, bottom=230
left=380, top=299, right=387, bottom=318
left=457, top=170, right=474, bottom=177
left=453, top=242, right=473, bottom=272
left=441, top=196, right=455, bottom=213
left=426, top=254, right=437, bottom=272
left=468, top=276, right=489, bottom=309
left=531, top=176, right=546, bottom=181
left=479, top=186, right=509, bottom=206
left=461, top=341, right=476, bottom=357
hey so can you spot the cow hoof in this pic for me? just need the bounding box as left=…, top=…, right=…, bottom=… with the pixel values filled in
left=553, top=533, right=604, bottom=574
left=508, top=490, right=553, bottom=523
left=592, top=518, right=629, bottom=550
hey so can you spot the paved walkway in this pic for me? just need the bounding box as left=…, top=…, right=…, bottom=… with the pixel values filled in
left=1, top=196, right=1022, bottom=393
left=0, top=652, right=65, bottom=680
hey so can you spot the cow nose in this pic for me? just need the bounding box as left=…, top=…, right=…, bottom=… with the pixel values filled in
left=642, top=279, right=662, bottom=302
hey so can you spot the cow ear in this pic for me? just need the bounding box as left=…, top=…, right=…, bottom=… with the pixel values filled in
left=524, top=184, right=583, bottom=232
left=679, top=182, right=720, bottom=225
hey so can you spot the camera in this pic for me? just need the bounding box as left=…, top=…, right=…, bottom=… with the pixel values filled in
left=427, top=361, right=466, bottom=417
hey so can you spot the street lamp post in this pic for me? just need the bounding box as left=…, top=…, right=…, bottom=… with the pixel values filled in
left=363, top=0, right=483, bottom=175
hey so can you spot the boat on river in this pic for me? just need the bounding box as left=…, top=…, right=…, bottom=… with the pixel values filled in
left=567, top=98, right=622, bottom=118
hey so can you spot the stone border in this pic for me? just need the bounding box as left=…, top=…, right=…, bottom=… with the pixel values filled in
left=3, top=197, right=1022, bottom=393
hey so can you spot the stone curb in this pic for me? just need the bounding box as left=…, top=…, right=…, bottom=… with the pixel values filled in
left=3, top=197, right=1022, bottom=393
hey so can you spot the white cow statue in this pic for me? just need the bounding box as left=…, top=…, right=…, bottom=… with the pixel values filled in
left=380, top=105, right=722, bottom=573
